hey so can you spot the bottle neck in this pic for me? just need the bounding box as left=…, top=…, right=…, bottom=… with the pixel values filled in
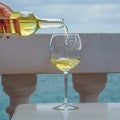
left=38, top=18, right=65, bottom=29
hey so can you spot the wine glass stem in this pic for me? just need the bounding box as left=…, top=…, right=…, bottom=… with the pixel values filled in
left=64, top=71, right=68, bottom=104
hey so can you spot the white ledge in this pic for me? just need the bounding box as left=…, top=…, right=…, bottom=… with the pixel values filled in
left=11, top=103, right=120, bottom=120
left=0, top=33, right=120, bottom=74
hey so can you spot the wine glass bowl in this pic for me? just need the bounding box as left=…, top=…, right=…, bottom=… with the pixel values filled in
left=50, top=33, right=82, bottom=110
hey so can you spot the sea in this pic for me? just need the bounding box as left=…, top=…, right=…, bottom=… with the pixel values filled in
left=0, top=73, right=120, bottom=120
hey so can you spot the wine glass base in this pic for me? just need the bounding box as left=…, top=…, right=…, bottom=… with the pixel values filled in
left=53, top=103, right=79, bottom=111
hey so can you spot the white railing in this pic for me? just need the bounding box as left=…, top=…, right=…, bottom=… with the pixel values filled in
left=0, top=33, right=120, bottom=119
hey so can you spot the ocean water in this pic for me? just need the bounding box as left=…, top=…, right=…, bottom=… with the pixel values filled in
left=0, top=73, right=120, bottom=120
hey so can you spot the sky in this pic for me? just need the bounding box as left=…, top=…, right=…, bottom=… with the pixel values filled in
left=1, top=0, right=120, bottom=33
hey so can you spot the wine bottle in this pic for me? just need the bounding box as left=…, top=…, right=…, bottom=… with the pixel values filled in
left=3, top=11, right=65, bottom=36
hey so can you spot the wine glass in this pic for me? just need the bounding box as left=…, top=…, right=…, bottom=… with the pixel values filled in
left=49, top=33, right=82, bottom=110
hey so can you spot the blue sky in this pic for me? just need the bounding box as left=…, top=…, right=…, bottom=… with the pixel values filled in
left=1, top=0, right=120, bottom=33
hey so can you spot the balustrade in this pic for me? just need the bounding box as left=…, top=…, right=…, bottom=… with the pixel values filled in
left=0, top=34, right=120, bottom=119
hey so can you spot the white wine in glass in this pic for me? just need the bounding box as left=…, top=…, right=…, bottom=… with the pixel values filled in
left=50, top=33, right=82, bottom=110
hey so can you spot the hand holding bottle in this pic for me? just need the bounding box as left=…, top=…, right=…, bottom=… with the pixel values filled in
left=0, top=2, right=20, bottom=37
left=0, top=2, right=65, bottom=37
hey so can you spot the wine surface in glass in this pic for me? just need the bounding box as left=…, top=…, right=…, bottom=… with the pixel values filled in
left=51, top=57, right=81, bottom=72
